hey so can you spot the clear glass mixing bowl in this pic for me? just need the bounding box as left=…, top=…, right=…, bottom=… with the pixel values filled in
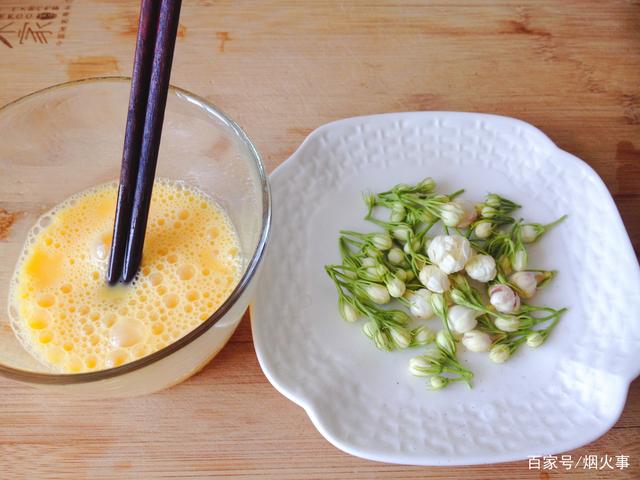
left=0, top=77, right=270, bottom=397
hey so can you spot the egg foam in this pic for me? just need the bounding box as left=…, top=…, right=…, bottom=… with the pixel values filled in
left=8, top=179, right=242, bottom=373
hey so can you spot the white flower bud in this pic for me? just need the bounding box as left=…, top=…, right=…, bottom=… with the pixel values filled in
left=520, top=225, right=538, bottom=243
left=485, top=194, right=501, bottom=208
left=436, top=329, right=456, bottom=354
left=361, top=257, right=376, bottom=268
left=392, top=225, right=412, bottom=242
left=385, top=276, right=406, bottom=298
left=465, top=254, right=497, bottom=282
left=481, top=205, right=497, bottom=218
left=426, top=235, right=472, bottom=274
left=452, top=199, right=478, bottom=228
left=509, top=271, right=537, bottom=298
left=366, top=284, right=390, bottom=304
left=390, top=203, right=406, bottom=222
left=489, top=284, right=521, bottom=313
left=342, top=269, right=357, bottom=280
left=489, top=344, right=511, bottom=363
left=474, top=222, right=493, bottom=239
left=430, top=376, right=447, bottom=390
left=430, top=292, right=446, bottom=316
left=408, top=289, right=435, bottom=319
left=362, top=321, right=378, bottom=338
left=394, top=269, right=407, bottom=282
left=409, top=356, right=431, bottom=376
left=390, top=326, right=412, bottom=349
left=412, top=325, right=435, bottom=346
left=440, top=202, right=465, bottom=227
left=365, top=264, right=386, bottom=281
left=371, top=232, right=392, bottom=250
left=462, top=330, right=492, bottom=352
left=494, top=315, right=520, bottom=332
left=364, top=245, right=379, bottom=257
left=404, top=269, right=415, bottom=281
left=387, top=247, right=405, bottom=265
left=447, top=305, right=479, bottom=334
left=417, top=177, right=436, bottom=192
left=403, top=238, right=421, bottom=254
left=339, top=301, right=359, bottom=323
left=526, top=332, right=544, bottom=348
left=374, top=330, right=392, bottom=351
left=418, top=265, right=450, bottom=293
left=512, top=248, right=527, bottom=271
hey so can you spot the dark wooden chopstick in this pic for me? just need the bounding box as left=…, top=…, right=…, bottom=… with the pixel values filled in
left=107, top=0, right=182, bottom=285
left=107, top=0, right=159, bottom=285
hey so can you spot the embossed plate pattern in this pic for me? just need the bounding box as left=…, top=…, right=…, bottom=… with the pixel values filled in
left=251, top=112, right=640, bottom=465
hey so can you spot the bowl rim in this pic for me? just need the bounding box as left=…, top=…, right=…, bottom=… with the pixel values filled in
left=0, top=76, right=271, bottom=384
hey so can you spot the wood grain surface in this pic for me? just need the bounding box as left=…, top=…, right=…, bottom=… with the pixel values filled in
left=1, top=0, right=639, bottom=478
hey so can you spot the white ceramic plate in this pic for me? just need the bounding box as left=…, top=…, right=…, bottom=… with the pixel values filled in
left=251, top=112, right=640, bottom=466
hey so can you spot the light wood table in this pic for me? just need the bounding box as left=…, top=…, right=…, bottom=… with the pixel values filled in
left=1, top=1, right=639, bottom=478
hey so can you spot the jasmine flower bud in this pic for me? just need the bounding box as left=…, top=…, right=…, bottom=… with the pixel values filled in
left=481, top=205, right=497, bottom=218
left=417, top=176, right=436, bottom=192
left=366, top=284, right=391, bottom=304
left=341, top=269, right=357, bottom=280
left=364, top=245, right=380, bottom=257
left=403, top=238, right=421, bottom=255
left=391, top=310, right=411, bottom=325
left=339, top=299, right=359, bottom=323
left=390, top=326, right=412, bottom=349
left=408, top=356, right=432, bottom=376
left=412, top=325, right=435, bottom=346
left=494, top=315, right=520, bottom=332
left=447, top=305, right=480, bottom=334
left=374, top=330, right=393, bottom=351
left=474, top=221, right=493, bottom=239
left=404, top=269, right=415, bottom=281
left=365, top=264, right=387, bottom=281
left=436, top=329, right=456, bottom=355
left=509, top=271, right=537, bottom=298
left=520, top=224, right=539, bottom=243
left=452, top=199, right=478, bottom=228
left=512, top=247, right=527, bottom=271
left=440, top=202, right=465, bottom=227
left=385, top=276, right=406, bottom=298
left=408, top=288, right=435, bottom=319
left=361, top=257, right=376, bottom=268
left=418, top=265, right=450, bottom=293
left=371, top=232, right=393, bottom=250
left=392, top=224, right=412, bottom=242
left=526, top=332, right=544, bottom=348
left=394, top=268, right=407, bottom=282
left=489, top=344, right=511, bottom=363
left=362, top=321, right=378, bottom=339
left=498, top=255, right=512, bottom=275
left=426, top=234, right=472, bottom=274
left=485, top=194, right=501, bottom=208
left=387, top=247, right=405, bottom=265
left=489, top=284, right=521, bottom=313
left=390, top=203, right=406, bottom=222
left=462, top=330, right=492, bottom=352
left=430, top=376, right=448, bottom=390
left=465, top=254, right=497, bottom=282
left=449, top=288, right=467, bottom=306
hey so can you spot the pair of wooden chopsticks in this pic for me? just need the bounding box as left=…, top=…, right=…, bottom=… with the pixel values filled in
left=107, top=0, right=182, bottom=285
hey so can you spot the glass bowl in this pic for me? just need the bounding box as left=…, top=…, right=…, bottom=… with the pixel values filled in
left=0, top=77, right=270, bottom=397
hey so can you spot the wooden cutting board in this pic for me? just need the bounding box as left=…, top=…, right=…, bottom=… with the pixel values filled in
left=0, top=0, right=638, bottom=478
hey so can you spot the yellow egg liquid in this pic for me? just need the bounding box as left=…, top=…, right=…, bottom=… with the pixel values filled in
left=8, top=179, right=242, bottom=373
